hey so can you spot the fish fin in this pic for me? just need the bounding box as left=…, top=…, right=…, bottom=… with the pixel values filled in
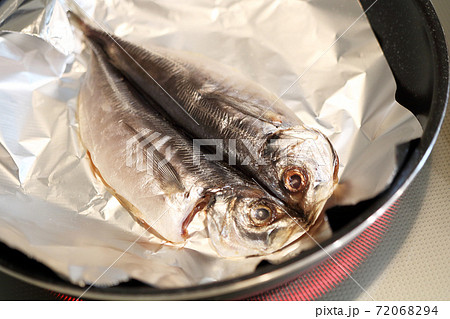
left=67, top=9, right=95, bottom=36
left=149, top=148, right=186, bottom=193
left=114, top=192, right=169, bottom=242
left=198, top=86, right=283, bottom=125
left=122, top=122, right=185, bottom=193
left=67, top=9, right=111, bottom=47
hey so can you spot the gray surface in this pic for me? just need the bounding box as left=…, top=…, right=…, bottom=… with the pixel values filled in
left=320, top=0, right=450, bottom=301
left=0, top=272, right=55, bottom=300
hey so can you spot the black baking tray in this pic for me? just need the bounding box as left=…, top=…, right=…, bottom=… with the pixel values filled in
left=0, top=0, right=448, bottom=300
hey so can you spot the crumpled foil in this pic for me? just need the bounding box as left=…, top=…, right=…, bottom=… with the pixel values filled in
left=0, top=0, right=423, bottom=288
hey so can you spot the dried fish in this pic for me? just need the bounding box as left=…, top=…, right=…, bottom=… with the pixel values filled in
left=78, top=39, right=309, bottom=257
left=70, top=12, right=339, bottom=228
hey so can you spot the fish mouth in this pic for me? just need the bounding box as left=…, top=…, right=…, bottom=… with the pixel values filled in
left=181, top=193, right=213, bottom=239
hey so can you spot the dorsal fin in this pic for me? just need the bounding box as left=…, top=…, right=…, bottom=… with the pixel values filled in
left=123, top=123, right=185, bottom=193
left=198, top=84, right=284, bottom=126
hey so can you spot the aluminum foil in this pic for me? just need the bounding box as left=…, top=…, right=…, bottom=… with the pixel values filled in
left=0, top=0, right=423, bottom=288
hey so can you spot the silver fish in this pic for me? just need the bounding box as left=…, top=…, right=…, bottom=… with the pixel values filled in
left=69, top=11, right=338, bottom=231
left=78, top=37, right=309, bottom=257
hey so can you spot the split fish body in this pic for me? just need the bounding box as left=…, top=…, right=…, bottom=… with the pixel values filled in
left=78, top=37, right=307, bottom=257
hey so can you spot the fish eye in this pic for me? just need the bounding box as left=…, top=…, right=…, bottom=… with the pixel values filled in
left=250, top=205, right=273, bottom=226
left=283, top=167, right=309, bottom=193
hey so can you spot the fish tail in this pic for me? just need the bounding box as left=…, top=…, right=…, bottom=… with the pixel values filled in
left=67, top=10, right=107, bottom=44
left=67, top=11, right=90, bottom=33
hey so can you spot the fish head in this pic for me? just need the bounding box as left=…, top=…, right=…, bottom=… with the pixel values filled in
left=266, top=126, right=339, bottom=221
left=206, top=187, right=303, bottom=257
